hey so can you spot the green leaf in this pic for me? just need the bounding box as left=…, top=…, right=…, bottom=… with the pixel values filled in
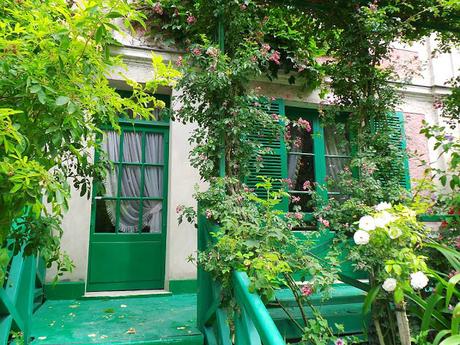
left=452, top=303, right=460, bottom=335
left=56, top=96, right=70, bottom=106
left=433, top=330, right=451, bottom=345
left=440, top=335, right=460, bottom=345
left=421, top=292, right=444, bottom=332
left=95, top=25, right=106, bottom=43
left=30, top=84, right=41, bottom=93
left=363, top=285, right=380, bottom=314
left=394, top=286, right=404, bottom=304
left=446, top=274, right=460, bottom=309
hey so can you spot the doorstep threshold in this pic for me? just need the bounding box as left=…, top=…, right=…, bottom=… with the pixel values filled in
left=83, top=289, right=172, bottom=299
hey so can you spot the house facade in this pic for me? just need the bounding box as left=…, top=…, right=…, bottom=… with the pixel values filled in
left=46, top=35, right=460, bottom=297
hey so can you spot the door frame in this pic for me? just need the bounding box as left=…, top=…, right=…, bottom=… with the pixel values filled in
left=86, top=120, right=170, bottom=292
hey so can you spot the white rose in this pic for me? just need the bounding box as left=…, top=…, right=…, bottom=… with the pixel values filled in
left=410, top=271, right=429, bottom=290
left=382, top=278, right=397, bottom=292
left=359, top=215, right=376, bottom=231
left=375, top=202, right=391, bottom=212
left=375, top=211, right=394, bottom=228
left=354, top=230, right=370, bottom=245
left=387, top=226, right=402, bottom=239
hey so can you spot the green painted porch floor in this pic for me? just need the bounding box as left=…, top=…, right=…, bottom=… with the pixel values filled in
left=31, top=294, right=203, bottom=345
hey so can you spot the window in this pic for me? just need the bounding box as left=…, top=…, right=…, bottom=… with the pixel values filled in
left=286, top=107, right=351, bottom=212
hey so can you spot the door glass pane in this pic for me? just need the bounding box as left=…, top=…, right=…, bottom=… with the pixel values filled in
left=145, top=133, right=164, bottom=164
left=122, top=132, right=143, bottom=163
left=99, top=166, right=118, bottom=197
left=288, top=154, right=315, bottom=191
left=95, top=199, right=116, bottom=233
left=119, top=200, right=141, bottom=233
left=142, top=200, right=162, bottom=233
left=144, top=167, right=163, bottom=197
left=120, top=166, right=142, bottom=197
left=102, top=131, right=120, bottom=162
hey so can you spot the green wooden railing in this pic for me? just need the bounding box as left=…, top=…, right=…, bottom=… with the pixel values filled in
left=0, top=215, right=46, bottom=345
left=197, top=211, right=286, bottom=345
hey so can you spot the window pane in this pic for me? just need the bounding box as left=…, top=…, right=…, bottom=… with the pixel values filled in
left=324, top=125, right=350, bottom=156
left=120, top=166, right=142, bottom=197
left=288, top=154, right=314, bottom=191
left=102, top=131, right=120, bottom=162
left=326, top=157, right=350, bottom=181
left=145, top=133, right=164, bottom=164
left=289, top=192, right=313, bottom=212
left=119, top=200, right=141, bottom=233
left=144, top=167, right=163, bottom=198
left=122, top=132, right=143, bottom=163
left=95, top=199, right=116, bottom=233
left=141, top=200, right=162, bottom=233
left=99, top=166, right=118, bottom=197
left=288, top=123, right=313, bottom=153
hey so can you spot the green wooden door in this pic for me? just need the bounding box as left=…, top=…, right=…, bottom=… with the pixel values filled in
left=87, top=124, right=169, bottom=292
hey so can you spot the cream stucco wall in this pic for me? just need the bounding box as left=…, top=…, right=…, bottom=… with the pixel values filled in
left=51, top=40, right=459, bottom=288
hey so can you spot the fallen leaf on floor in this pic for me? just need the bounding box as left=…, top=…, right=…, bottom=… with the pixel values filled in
left=120, top=304, right=127, bottom=308
left=104, top=308, right=115, bottom=313
left=68, top=304, right=79, bottom=309
left=88, top=334, right=96, bottom=337
left=68, top=312, right=76, bottom=317
left=126, top=327, right=136, bottom=334
left=177, top=326, right=186, bottom=330
left=100, top=335, right=108, bottom=339
left=38, top=336, right=47, bottom=340
left=49, top=321, right=56, bottom=327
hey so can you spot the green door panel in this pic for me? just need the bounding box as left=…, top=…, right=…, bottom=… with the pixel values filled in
left=87, top=124, right=170, bottom=292
left=87, top=239, right=164, bottom=291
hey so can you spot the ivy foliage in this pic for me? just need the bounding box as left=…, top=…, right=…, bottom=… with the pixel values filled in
left=0, top=0, right=179, bottom=278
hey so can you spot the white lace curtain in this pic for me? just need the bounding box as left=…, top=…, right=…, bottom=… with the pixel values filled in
left=102, top=131, right=163, bottom=233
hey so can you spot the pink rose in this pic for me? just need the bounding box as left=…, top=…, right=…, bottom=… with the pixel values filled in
left=192, top=48, right=201, bottom=56
left=272, top=114, right=279, bottom=121
left=176, top=56, right=183, bottom=66
left=322, top=219, right=330, bottom=227
left=294, top=212, right=303, bottom=220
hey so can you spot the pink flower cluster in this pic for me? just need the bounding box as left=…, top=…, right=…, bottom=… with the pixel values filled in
left=176, top=205, right=184, bottom=213
left=176, top=56, right=183, bottom=66
left=291, top=195, right=301, bottom=203
left=187, top=15, right=197, bottom=24
left=268, top=50, right=281, bottom=65
left=302, top=181, right=311, bottom=190
left=206, top=47, right=219, bottom=58
left=192, top=48, right=201, bottom=56
left=282, top=178, right=293, bottom=188
left=318, top=217, right=330, bottom=227
left=301, top=284, right=313, bottom=296
left=297, top=117, right=312, bottom=132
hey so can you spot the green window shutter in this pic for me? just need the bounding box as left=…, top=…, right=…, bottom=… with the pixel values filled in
left=245, top=98, right=288, bottom=211
left=372, top=112, right=411, bottom=190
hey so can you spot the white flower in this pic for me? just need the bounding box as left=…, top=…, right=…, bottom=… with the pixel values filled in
left=382, top=278, right=397, bottom=292
left=359, top=215, right=376, bottom=231
left=375, top=211, right=394, bottom=228
left=354, top=230, right=370, bottom=245
left=410, top=271, right=429, bottom=290
left=375, top=202, right=391, bottom=212
left=387, top=226, right=403, bottom=239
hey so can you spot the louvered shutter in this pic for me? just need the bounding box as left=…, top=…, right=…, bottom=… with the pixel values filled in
left=245, top=98, right=288, bottom=211
left=372, top=112, right=411, bottom=190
